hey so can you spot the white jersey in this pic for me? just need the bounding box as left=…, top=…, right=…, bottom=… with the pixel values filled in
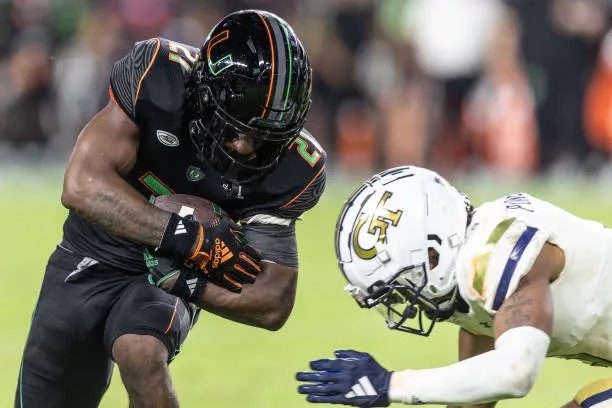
left=449, top=192, right=612, bottom=366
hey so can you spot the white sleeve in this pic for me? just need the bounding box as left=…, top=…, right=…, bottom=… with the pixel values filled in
left=388, top=326, right=550, bottom=405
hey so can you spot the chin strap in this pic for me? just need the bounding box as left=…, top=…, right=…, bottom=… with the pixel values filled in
left=185, top=66, right=204, bottom=117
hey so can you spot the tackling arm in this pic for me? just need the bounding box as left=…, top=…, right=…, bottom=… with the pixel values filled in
left=447, top=329, right=496, bottom=408
left=388, top=242, right=563, bottom=405
left=61, top=100, right=171, bottom=247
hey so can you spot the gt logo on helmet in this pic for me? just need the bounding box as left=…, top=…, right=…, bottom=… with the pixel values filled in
left=352, top=191, right=403, bottom=260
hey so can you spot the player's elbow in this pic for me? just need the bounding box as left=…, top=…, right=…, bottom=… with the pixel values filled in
left=491, top=326, right=549, bottom=400
left=259, top=300, right=294, bottom=331
left=237, top=309, right=289, bottom=332
left=61, top=181, right=83, bottom=210
left=259, top=314, right=285, bottom=331
left=256, top=263, right=297, bottom=331
left=260, top=284, right=296, bottom=331
left=497, top=360, right=538, bottom=399
left=61, top=170, right=91, bottom=211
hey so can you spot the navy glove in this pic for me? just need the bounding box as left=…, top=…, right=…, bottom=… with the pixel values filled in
left=296, top=350, right=392, bottom=407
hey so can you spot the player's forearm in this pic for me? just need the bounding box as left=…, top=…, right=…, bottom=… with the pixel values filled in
left=196, top=261, right=297, bottom=331
left=389, top=326, right=549, bottom=405
left=62, top=100, right=173, bottom=248
left=450, top=332, right=498, bottom=408
left=62, top=170, right=171, bottom=247
left=458, top=328, right=494, bottom=360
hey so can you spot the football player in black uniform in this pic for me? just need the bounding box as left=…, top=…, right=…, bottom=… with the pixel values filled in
left=16, top=9, right=326, bottom=408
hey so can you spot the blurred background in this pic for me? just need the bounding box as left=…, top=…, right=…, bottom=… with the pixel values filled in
left=2, top=0, right=612, bottom=407
left=3, top=0, right=612, bottom=179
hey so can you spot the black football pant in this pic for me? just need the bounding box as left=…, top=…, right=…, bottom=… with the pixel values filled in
left=15, top=246, right=196, bottom=408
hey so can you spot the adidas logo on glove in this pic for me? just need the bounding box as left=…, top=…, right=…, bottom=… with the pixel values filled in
left=186, top=277, right=198, bottom=296
left=345, top=376, right=377, bottom=399
left=174, top=220, right=187, bottom=235
left=212, top=238, right=233, bottom=268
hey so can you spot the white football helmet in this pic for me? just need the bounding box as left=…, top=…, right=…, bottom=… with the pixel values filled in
left=335, top=166, right=471, bottom=335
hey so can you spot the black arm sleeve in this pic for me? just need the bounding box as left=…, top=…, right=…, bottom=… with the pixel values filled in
left=242, top=222, right=298, bottom=268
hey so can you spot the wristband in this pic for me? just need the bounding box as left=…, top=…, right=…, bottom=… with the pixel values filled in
left=158, top=213, right=202, bottom=259
left=167, top=269, right=207, bottom=303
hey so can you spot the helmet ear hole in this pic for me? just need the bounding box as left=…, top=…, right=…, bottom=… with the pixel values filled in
left=368, top=280, right=387, bottom=296
left=428, top=247, right=439, bottom=270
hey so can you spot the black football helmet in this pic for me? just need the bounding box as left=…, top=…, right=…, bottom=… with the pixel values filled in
left=187, top=9, right=312, bottom=183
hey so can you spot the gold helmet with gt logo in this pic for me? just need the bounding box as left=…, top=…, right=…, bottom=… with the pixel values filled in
left=335, top=166, right=471, bottom=336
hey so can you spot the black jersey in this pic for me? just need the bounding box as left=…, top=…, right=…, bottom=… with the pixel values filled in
left=62, top=38, right=326, bottom=273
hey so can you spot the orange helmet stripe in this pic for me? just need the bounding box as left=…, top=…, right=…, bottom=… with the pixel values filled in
left=257, top=12, right=275, bottom=118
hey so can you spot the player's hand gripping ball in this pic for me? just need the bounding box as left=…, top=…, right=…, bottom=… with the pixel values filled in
left=147, top=194, right=262, bottom=296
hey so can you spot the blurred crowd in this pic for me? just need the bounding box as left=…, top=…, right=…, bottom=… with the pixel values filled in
left=2, top=0, right=612, bottom=180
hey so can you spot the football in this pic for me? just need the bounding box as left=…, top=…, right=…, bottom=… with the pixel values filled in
left=153, top=194, right=231, bottom=224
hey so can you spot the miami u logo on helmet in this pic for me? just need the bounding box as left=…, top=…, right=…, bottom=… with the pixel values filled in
left=207, top=30, right=233, bottom=76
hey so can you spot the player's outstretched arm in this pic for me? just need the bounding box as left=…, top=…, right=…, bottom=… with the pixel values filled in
left=448, top=329, right=496, bottom=408
left=296, top=243, right=563, bottom=406
left=386, top=242, right=562, bottom=405
left=62, top=100, right=172, bottom=247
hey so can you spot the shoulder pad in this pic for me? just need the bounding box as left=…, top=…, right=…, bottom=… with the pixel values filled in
left=457, top=207, right=550, bottom=314
left=110, top=38, right=161, bottom=121
left=109, top=38, right=199, bottom=122
left=251, top=129, right=327, bottom=219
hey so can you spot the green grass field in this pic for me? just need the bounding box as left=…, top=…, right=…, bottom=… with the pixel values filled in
left=1, top=167, right=611, bottom=407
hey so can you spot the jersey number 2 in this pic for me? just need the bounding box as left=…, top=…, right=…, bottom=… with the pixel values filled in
left=288, top=137, right=321, bottom=167
left=168, top=41, right=198, bottom=73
